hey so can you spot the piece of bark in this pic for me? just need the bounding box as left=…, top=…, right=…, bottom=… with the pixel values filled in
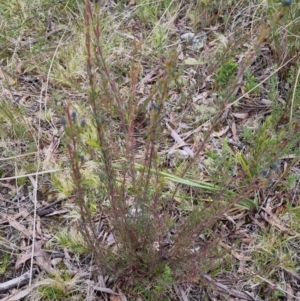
left=0, top=269, right=37, bottom=292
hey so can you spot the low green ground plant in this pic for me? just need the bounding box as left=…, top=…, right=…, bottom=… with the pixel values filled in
left=0, top=253, right=9, bottom=275
left=34, top=272, right=82, bottom=301
left=244, top=69, right=261, bottom=95
left=215, top=58, right=238, bottom=89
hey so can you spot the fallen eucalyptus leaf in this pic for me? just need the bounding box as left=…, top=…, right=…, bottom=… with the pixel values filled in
left=183, top=57, right=205, bottom=66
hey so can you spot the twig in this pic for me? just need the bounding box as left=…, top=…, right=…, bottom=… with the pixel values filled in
left=166, top=123, right=194, bottom=158
left=0, top=269, right=37, bottom=292
left=201, top=273, right=255, bottom=300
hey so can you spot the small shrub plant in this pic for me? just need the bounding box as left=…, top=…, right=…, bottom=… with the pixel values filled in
left=59, top=0, right=300, bottom=298
left=0, top=0, right=299, bottom=299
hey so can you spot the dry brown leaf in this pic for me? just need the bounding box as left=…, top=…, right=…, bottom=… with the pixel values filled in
left=97, top=275, right=106, bottom=287
left=47, top=209, right=69, bottom=216
left=178, top=122, right=192, bottom=129
left=217, top=239, right=251, bottom=261
left=275, top=204, right=287, bottom=215
left=93, top=287, right=120, bottom=295
left=110, top=296, right=122, bottom=301
left=169, top=112, right=177, bottom=127
left=36, top=215, right=42, bottom=237
left=231, top=121, right=238, bottom=142
left=167, top=124, right=194, bottom=158
left=16, top=61, right=23, bottom=74
left=261, top=207, right=298, bottom=236
left=117, top=291, right=128, bottom=301
left=18, top=95, right=30, bottom=105
left=192, top=91, right=209, bottom=102
left=3, top=88, right=14, bottom=101
left=241, top=86, right=250, bottom=99
left=201, top=273, right=254, bottom=300
left=174, top=284, right=189, bottom=301
left=237, top=251, right=246, bottom=274
left=127, top=0, right=136, bottom=7
left=0, top=69, right=16, bottom=85
left=281, top=267, right=300, bottom=281
left=250, top=215, right=267, bottom=230
left=7, top=217, right=31, bottom=238
left=0, top=212, right=22, bottom=225
left=212, top=126, right=229, bottom=138
left=43, top=136, right=60, bottom=169
left=18, top=209, right=31, bottom=219
left=15, top=252, right=40, bottom=270
left=224, top=212, right=245, bottom=221
left=232, top=112, right=248, bottom=119
left=286, top=283, right=294, bottom=301
left=260, top=98, right=272, bottom=106
left=34, top=241, right=55, bottom=273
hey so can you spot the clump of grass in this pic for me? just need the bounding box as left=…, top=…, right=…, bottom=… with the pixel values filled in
left=55, top=228, right=89, bottom=255
left=31, top=272, right=84, bottom=301
left=215, top=58, right=238, bottom=90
